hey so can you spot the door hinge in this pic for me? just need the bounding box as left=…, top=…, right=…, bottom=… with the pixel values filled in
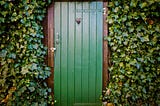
left=103, top=8, right=107, bottom=15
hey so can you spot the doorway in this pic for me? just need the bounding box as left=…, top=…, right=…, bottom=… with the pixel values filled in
left=54, top=2, right=103, bottom=106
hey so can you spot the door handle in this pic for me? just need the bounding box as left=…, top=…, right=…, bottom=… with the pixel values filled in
left=56, top=32, right=60, bottom=44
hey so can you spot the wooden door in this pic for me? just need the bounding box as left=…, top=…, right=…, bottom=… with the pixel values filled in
left=54, top=2, right=103, bottom=106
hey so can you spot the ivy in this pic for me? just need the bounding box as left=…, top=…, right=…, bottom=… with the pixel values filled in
left=0, top=1, right=52, bottom=105
left=104, top=0, right=160, bottom=106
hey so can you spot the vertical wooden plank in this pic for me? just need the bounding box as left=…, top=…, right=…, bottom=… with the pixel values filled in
left=60, top=2, right=68, bottom=106
left=103, top=2, right=109, bottom=89
left=81, top=2, right=89, bottom=103
left=54, top=2, right=61, bottom=106
left=96, top=1, right=103, bottom=103
left=47, top=3, right=54, bottom=68
left=42, top=2, right=54, bottom=105
left=67, top=2, right=75, bottom=106
left=74, top=2, right=82, bottom=103
left=89, top=2, right=97, bottom=103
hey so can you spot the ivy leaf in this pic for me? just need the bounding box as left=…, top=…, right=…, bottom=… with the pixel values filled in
left=124, top=5, right=129, bottom=12
left=0, top=49, right=7, bottom=57
left=128, top=27, right=134, bottom=33
left=113, top=7, right=119, bottom=13
left=142, top=35, right=149, bottom=42
left=122, top=32, right=128, bottom=37
left=140, top=13, right=146, bottom=20
left=20, top=86, right=27, bottom=93
left=139, top=2, right=147, bottom=8
left=122, top=15, right=127, bottom=22
left=28, top=87, right=35, bottom=92
left=9, top=53, right=16, bottom=59
left=37, top=15, right=43, bottom=21
left=30, top=63, right=38, bottom=70
left=114, top=1, right=119, bottom=6
left=119, top=63, right=124, bottom=67
left=14, top=63, right=20, bottom=68
left=1, top=11, right=8, bottom=17
left=124, top=83, right=129, bottom=87
left=140, top=74, right=146, bottom=79
left=45, top=70, right=51, bottom=77
left=136, top=63, right=141, bottom=69
left=28, top=44, right=33, bottom=50
left=45, top=66, right=50, bottom=71
left=107, top=36, right=112, bottom=42
left=1, top=60, right=6, bottom=65
left=155, top=25, right=160, bottom=32
left=130, top=0, right=138, bottom=7
left=142, top=88, right=147, bottom=94
left=107, top=18, right=114, bottom=24
left=129, top=59, right=136, bottom=65
left=21, top=66, right=29, bottom=75
left=126, top=21, right=132, bottom=26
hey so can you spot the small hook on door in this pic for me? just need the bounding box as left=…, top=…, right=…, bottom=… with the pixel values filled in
left=75, top=18, right=82, bottom=24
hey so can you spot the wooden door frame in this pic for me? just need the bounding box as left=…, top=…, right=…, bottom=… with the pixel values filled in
left=43, top=1, right=109, bottom=104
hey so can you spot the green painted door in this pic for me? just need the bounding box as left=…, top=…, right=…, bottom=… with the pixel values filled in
left=54, top=2, right=103, bottom=106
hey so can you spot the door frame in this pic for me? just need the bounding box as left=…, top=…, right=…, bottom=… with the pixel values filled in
left=42, top=1, right=109, bottom=104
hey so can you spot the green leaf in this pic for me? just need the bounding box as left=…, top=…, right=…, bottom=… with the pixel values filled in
left=37, top=15, right=43, bottom=21
left=139, top=2, right=147, bottom=8
left=107, top=18, right=114, bottom=24
left=113, top=7, right=119, bottom=13
left=0, top=49, right=7, bottom=57
left=155, top=25, right=160, bottom=32
left=21, top=66, right=29, bottom=75
left=106, top=36, right=111, bottom=42
left=142, top=35, right=149, bottom=42
left=130, top=0, right=138, bottom=7
left=48, top=88, right=51, bottom=93
left=128, top=27, right=134, bottom=33
left=142, top=88, right=147, bottom=94
left=20, top=86, right=27, bottom=93
left=122, top=16, right=127, bottom=22
left=30, top=63, right=38, bottom=70
left=9, top=53, right=16, bottom=59
left=136, top=63, right=141, bottom=69
left=119, top=62, right=124, bottom=67
left=1, top=60, right=6, bottom=65
left=122, top=32, right=128, bottom=37
left=28, top=87, right=35, bottom=92
left=140, top=74, right=146, bottom=79
left=33, top=44, right=38, bottom=49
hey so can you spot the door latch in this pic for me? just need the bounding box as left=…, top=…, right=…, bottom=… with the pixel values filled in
left=50, top=47, right=56, bottom=53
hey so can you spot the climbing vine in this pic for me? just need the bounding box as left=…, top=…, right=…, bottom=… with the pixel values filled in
left=0, top=0, right=52, bottom=105
left=104, top=0, right=160, bottom=106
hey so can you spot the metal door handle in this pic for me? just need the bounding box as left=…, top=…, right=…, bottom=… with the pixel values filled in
left=56, top=32, right=60, bottom=44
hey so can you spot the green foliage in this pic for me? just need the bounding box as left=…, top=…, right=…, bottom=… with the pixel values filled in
left=105, top=0, right=160, bottom=105
left=0, top=0, right=52, bottom=105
